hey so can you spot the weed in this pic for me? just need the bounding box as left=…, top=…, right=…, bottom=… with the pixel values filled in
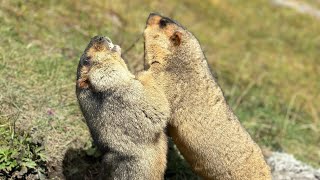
left=0, top=123, right=47, bottom=179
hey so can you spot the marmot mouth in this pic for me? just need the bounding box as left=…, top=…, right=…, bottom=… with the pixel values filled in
left=151, top=61, right=161, bottom=65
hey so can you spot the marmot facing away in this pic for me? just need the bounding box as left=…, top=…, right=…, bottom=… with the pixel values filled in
left=76, top=36, right=169, bottom=179
left=144, top=13, right=271, bottom=180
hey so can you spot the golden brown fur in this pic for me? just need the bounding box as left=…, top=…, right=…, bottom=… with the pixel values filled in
left=76, top=36, right=169, bottom=179
left=144, top=13, right=271, bottom=180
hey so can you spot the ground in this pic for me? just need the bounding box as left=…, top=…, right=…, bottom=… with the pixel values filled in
left=0, top=0, right=319, bottom=179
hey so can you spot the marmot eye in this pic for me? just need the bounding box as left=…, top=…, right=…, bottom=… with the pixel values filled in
left=159, top=18, right=168, bottom=28
left=83, top=57, right=91, bottom=66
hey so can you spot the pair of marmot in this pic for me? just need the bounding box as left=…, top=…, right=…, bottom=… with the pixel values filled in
left=76, top=13, right=272, bottom=180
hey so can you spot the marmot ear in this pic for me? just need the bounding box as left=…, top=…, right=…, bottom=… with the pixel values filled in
left=170, top=31, right=182, bottom=46
left=78, top=78, right=90, bottom=89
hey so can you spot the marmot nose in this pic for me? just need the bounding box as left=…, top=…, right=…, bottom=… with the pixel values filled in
left=148, top=12, right=161, bottom=18
left=97, top=36, right=105, bottom=43
left=93, top=36, right=111, bottom=44
left=146, top=12, right=162, bottom=26
left=91, top=36, right=114, bottom=50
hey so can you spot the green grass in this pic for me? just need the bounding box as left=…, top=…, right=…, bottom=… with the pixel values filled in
left=0, top=0, right=319, bottom=178
left=0, top=123, right=47, bottom=179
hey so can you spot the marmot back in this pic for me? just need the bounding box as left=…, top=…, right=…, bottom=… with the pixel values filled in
left=76, top=36, right=169, bottom=179
left=144, top=13, right=271, bottom=180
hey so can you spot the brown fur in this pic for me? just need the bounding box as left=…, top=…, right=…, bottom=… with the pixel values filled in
left=76, top=36, right=169, bottom=179
left=144, top=13, right=272, bottom=180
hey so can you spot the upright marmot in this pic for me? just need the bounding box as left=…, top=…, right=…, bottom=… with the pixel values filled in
left=144, top=13, right=271, bottom=180
left=76, top=36, right=169, bottom=179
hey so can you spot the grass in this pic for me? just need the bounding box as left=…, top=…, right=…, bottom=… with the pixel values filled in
left=0, top=123, right=47, bottom=179
left=0, top=0, right=319, bottom=178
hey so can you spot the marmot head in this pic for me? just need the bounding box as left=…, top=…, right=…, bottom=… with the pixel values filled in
left=76, top=36, right=122, bottom=89
left=144, top=13, right=204, bottom=71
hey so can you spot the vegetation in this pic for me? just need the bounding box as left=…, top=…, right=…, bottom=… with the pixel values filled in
left=0, top=123, right=47, bottom=179
left=0, top=0, right=319, bottom=178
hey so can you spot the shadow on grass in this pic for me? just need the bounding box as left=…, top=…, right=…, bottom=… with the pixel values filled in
left=62, top=139, right=201, bottom=180
left=62, top=147, right=101, bottom=180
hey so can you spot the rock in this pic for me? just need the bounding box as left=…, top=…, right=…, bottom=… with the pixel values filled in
left=267, top=152, right=320, bottom=180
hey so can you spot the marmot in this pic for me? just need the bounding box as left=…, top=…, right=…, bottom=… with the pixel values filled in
left=76, top=36, right=169, bottom=179
left=144, top=13, right=272, bottom=180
